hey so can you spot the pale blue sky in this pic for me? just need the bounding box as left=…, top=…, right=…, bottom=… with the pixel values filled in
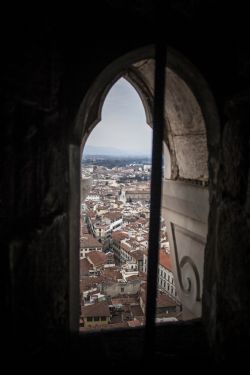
left=84, top=78, right=152, bottom=156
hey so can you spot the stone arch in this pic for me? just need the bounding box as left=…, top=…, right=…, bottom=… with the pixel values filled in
left=70, top=45, right=220, bottom=330
left=74, top=46, right=219, bottom=182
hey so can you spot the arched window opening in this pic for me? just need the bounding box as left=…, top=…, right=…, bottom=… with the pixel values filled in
left=70, top=46, right=219, bottom=335
left=80, top=78, right=155, bottom=331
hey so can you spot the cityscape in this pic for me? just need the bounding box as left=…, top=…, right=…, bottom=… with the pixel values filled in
left=79, top=154, right=181, bottom=331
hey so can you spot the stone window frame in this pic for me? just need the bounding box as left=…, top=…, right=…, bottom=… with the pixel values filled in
left=69, top=45, right=220, bottom=334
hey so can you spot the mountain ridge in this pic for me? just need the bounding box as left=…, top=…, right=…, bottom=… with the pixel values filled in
left=83, top=144, right=150, bottom=157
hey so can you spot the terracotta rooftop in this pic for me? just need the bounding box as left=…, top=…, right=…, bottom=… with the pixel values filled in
left=157, top=293, right=176, bottom=308
left=120, top=242, right=131, bottom=252
left=80, top=234, right=102, bottom=249
left=139, top=284, right=176, bottom=307
left=80, top=276, right=104, bottom=291
left=103, top=211, right=122, bottom=220
left=82, top=301, right=111, bottom=317
left=112, top=231, right=129, bottom=241
left=125, top=273, right=144, bottom=281
left=80, top=258, right=93, bottom=274
left=130, top=250, right=144, bottom=260
left=101, top=268, right=122, bottom=281
left=130, top=304, right=144, bottom=317
left=159, top=249, right=172, bottom=271
left=87, top=251, right=106, bottom=267
left=112, top=295, right=138, bottom=305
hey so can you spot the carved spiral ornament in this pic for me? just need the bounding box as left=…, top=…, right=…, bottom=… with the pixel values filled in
left=171, top=223, right=201, bottom=302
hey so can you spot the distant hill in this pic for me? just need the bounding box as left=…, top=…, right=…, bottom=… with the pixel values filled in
left=83, top=144, right=150, bottom=158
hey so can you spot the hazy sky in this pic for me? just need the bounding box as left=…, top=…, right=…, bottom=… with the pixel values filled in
left=84, top=78, right=152, bottom=156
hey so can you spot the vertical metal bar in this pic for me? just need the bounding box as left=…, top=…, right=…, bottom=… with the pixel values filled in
left=144, top=42, right=166, bottom=358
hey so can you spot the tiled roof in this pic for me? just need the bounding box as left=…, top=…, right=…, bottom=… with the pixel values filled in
left=112, top=231, right=128, bottom=241
left=80, top=258, right=93, bottom=273
left=125, top=273, right=144, bottom=281
left=80, top=234, right=102, bottom=249
left=87, top=251, right=107, bottom=267
left=139, top=285, right=176, bottom=307
left=102, top=268, right=122, bottom=281
left=130, top=304, right=144, bottom=317
left=120, top=242, right=131, bottom=252
left=157, top=293, right=176, bottom=308
left=103, top=211, right=122, bottom=220
left=82, top=301, right=111, bottom=317
left=80, top=276, right=104, bottom=291
left=159, top=250, right=172, bottom=271
left=130, top=250, right=144, bottom=260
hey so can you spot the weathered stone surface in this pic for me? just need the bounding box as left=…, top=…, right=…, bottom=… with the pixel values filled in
left=203, top=94, right=250, bottom=361
left=134, top=61, right=208, bottom=181
left=173, top=135, right=208, bottom=180
left=166, top=69, right=205, bottom=136
left=9, top=214, right=69, bottom=348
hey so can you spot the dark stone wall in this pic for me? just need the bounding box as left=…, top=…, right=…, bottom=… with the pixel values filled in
left=0, top=0, right=250, bottom=365
left=0, top=1, right=155, bottom=357
left=0, top=41, right=70, bottom=352
left=204, top=95, right=250, bottom=362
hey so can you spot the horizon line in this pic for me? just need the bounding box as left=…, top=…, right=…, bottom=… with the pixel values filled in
left=82, top=154, right=152, bottom=158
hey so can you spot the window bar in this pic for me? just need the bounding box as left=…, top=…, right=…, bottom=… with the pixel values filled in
left=144, top=42, right=166, bottom=358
